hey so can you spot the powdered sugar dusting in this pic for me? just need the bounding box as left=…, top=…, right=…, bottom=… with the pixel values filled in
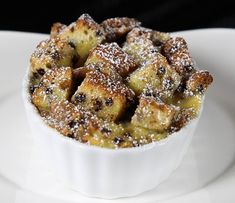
left=28, top=14, right=213, bottom=148
left=101, top=17, right=141, bottom=41
left=89, top=42, right=137, bottom=76
left=86, top=70, right=135, bottom=101
left=123, top=37, right=159, bottom=65
left=32, top=38, right=63, bottom=62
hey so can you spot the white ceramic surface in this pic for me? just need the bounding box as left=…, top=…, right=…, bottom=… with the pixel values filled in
left=0, top=29, right=235, bottom=202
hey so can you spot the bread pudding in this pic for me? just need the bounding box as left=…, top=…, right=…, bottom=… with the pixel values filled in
left=28, top=14, right=213, bottom=149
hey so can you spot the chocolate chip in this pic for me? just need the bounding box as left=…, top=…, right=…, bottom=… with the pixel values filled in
left=29, top=85, right=37, bottom=94
left=170, top=45, right=178, bottom=54
left=94, top=99, right=103, bottom=111
left=84, top=30, right=88, bottom=35
left=96, top=30, right=102, bottom=36
left=46, top=63, right=52, bottom=68
left=38, top=81, right=44, bottom=87
left=184, top=65, right=194, bottom=72
left=113, top=137, right=124, bottom=145
left=150, top=48, right=157, bottom=53
left=124, top=132, right=131, bottom=138
left=132, top=141, right=140, bottom=147
left=164, top=78, right=174, bottom=90
left=75, top=93, right=86, bottom=103
left=95, top=66, right=101, bottom=72
left=77, top=118, right=85, bottom=125
left=33, top=72, right=40, bottom=79
left=197, top=84, right=205, bottom=93
left=105, top=98, right=113, bottom=106
left=72, top=55, right=79, bottom=66
left=67, top=133, right=74, bottom=138
left=70, top=26, right=74, bottom=32
left=37, top=68, right=45, bottom=76
left=145, top=91, right=152, bottom=97
left=101, top=127, right=112, bottom=133
left=157, top=66, right=165, bottom=75
left=45, top=87, right=53, bottom=94
left=68, top=120, right=77, bottom=128
left=145, top=89, right=156, bottom=97
left=51, top=50, right=60, bottom=60
left=177, top=83, right=186, bottom=93
left=68, top=41, right=76, bottom=49
left=154, top=40, right=162, bottom=46
left=108, top=82, right=116, bottom=88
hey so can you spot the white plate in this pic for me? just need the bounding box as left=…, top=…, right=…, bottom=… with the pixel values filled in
left=0, top=29, right=235, bottom=203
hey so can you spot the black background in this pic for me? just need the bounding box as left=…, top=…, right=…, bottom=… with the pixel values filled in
left=0, top=0, right=235, bottom=33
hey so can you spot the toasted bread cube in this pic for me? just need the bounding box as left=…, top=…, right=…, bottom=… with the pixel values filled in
left=32, top=67, right=73, bottom=112
left=126, top=27, right=170, bottom=46
left=71, top=70, right=134, bottom=121
left=58, top=14, right=105, bottom=65
left=48, top=100, right=113, bottom=148
left=30, top=38, right=78, bottom=78
left=32, top=87, right=51, bottom=112
left=127, top=53, right=181, bottom=95
left=49, top=100, right=128, bottom=148
left=162, top=37, right=188, bottom=57
left=50, top=22, right=67, bottom=38
left=85, top=42, right=137, bottom=77
left=48, top=100, right=117, bottom=145
left=123, top=37, right=158, bottom=65
left=186, top=70, right=213, bottom=94
left=126, top=27, right=153, bottom=43
left=169, top=49, right=195, bottom=76
left=101, top=17, right=141, bottom=41
left=73, top=62, right=122, bottom=81
left=131, top=95, right=176, bottom=131
left=162, top=37, right=195, bottom=76
left=170, top=108, right=195, bottom=132
left=48, top=100, right=93, bottom=138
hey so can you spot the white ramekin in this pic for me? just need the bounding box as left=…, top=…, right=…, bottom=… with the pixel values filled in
left=22, top=69, right=202, bottom=199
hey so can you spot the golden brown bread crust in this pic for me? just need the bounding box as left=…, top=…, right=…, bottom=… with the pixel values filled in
left=170, top=108, right=194, bottom=132
left=162, top=37, right=195, bottom=77
left=47, top=100, right=105, bottom=143
left=85, top=42, right=137, bottom=77
left=123, top=37, right=159, bottom=65
left=126, top=26, right=170, bottom=46
left=32, top=67, right=73, bottom=112
left=73, top=62, right=122, bottom=81
left=170, top=49, right=195, bottom=75
left=30, top=38, right=78, bottom=75
left=162, top=37, right=188, bottom=57
left=50, top=22, right=67, bottom=38
left=127, top=53, right=181, bottom=96
left=101, top=17, right=141, bottom=41
left=57, top=14, right=106, bottom=65
left=186, top=70, right=213, bottom=94
left=131, top=94, right=176, bottom=131
left=71, top=70, right=135, bottom=121
left=78, top=70, right=134, bottom=99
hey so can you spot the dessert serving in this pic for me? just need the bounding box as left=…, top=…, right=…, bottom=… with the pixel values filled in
left=28, top=14, right=213, bottom=149
left=23, top=14, right=213, bottom=198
